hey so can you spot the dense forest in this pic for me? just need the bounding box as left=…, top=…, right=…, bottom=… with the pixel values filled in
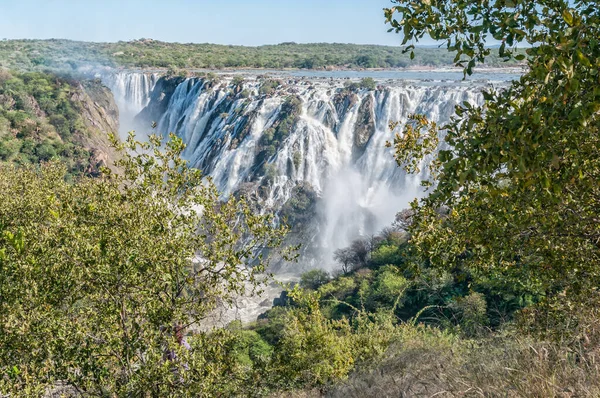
left=0, top=39, right=525, bottom=71
left=1, top=0, right=599, bottom=396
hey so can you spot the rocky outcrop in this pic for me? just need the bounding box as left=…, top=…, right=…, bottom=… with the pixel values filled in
left=74, top=81, right=121, bottom=173
left=134, top=76, right=186, bottom=129
left=85, top=148, right=110, bottom=177
left=0, top=94, right=15, bottom=110
left=23, top=94, right=45, bottom=118
left=333, top=90, right=358, bottom=126
left=353, top=94, right=376, bottom=157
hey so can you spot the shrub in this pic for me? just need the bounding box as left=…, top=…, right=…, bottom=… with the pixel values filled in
left=359, top=77, right=376, bottom=91
left=270, top=289, right=355, bottom=388
left=292, top=151, right=302, bottom=169
left=448, top=291, right=488, bottom=336
left=300, top=269, right=330, bottom=290
left=369, top=266, right=409, bottom=308
left=259, top=79, right=281, bottom=96
left=232, top=75, right=245, bottom=87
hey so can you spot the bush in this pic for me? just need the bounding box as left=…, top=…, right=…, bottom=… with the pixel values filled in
left=270, top=289, right=355, bottom=388
left=232, top=75, right=245, bottom=87
left=318, top=276, right=357, bottom=301
left=368, top=266, right=409, bottom=308
left=34, top=142, right=57, bottom=161
left=370, top=244, right=403, bottom=267
left=359, top=78, right=376, bottom=91
left=259, top=79, right=281, bottom=96
left=280, top=183, right=318, bottom=230
left=262, top=163, right=279, bottom=184
left=292, top=151, right=302, bottom=169
left=448, top=291, right=488, bottom=336
left=300, top=269, right=330, bottom=290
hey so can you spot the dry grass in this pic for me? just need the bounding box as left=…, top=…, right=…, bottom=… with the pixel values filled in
left=328, top=333, right=600, bottom=397
left=269, top=389, right=324, bottom=398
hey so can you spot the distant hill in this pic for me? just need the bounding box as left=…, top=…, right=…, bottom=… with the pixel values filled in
left=0, top=39, right=524, bottom=72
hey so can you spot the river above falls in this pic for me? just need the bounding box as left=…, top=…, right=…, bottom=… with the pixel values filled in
left=225, top=68, right=523, bottom=84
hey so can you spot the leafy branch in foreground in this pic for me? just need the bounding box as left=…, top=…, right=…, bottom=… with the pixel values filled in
left=0, top=132, right=288, bottom=396
left=386, top=0, right=600, bottom=339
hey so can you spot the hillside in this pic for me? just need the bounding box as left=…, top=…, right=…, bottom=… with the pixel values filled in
left=0, top=39, right=525, bottom=72
left=0, top=70, right=119, bottom=175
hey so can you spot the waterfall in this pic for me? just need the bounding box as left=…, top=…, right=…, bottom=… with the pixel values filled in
left=103, top=72, right=493, bottom=269
left=100, top=71, right=159, bottom=133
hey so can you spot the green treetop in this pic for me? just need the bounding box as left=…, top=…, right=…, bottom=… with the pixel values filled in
left=386, top=0, right=600, bottom=333
left=0, top=133, right=288, bottom=396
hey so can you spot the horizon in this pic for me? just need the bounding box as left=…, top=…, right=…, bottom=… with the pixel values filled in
left=2, top=37, right=448, bottom=48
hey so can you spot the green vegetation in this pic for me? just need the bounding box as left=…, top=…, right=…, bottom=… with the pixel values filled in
left=0, top=39, right=525, bottom=72
left=0, top=70, right=116, bottom=175
left=387, top=0, right=600, bottom=334
left=258, top=79, right=282, bottom=96
left=280, top=182, right=318, bottom=232
left=306, top=225, right=531, bottom=334
left=0, top=134, right=288, bottom=396
left=342, top=77, right=378, bottom=93
left=1, top=0, right=599, bottom=395
left=256, top=95, right=303, bottom=169
left=299, top=269, right=330, bottom=290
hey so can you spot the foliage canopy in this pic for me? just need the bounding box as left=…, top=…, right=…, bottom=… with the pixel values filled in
left=0, top=133, right=287, bottom=396
left=386, top=0, right=600, bottom=317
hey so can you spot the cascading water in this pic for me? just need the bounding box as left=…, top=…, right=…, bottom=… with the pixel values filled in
left=100, top=71, right=159, bottom=133
left=103, top=71, right=495, bottom=270
left=100, top=70, right=510, bottom=324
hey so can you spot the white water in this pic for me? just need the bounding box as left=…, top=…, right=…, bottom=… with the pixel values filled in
left=102, top=71, right=490, bottom=270
left=101, top=71, right=159, bottom=133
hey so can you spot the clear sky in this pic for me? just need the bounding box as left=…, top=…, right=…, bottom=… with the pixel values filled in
left=0, top=0, right=413, bottom=46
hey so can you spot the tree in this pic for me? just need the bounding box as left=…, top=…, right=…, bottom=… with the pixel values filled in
left=334, top=247, right=356, bottom=274
left=349, top=238, right=371, bottom=268
left=333, top=237, right=373, bottom=274
left=300, top=269, right=330, bottom=290
left=0, top=133, right=288, bottom=396
left=359, top=77, right=376, bottom=91
left=385, top=0, right=600, bottom=326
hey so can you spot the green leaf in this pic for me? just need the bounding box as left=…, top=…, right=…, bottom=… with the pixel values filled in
left=562, top=9, right=574, bottom=26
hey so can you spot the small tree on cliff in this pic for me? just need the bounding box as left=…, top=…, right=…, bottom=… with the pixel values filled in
left=0, top=133, right=288, bottom=396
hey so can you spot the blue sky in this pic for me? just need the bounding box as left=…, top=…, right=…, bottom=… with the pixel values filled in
left=0, top=0, right=411, bottom=46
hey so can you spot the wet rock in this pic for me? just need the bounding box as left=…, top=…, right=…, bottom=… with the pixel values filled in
left=135, top=76, right=186, bottom=128
left=353, top=94, right=376, bottom=156
left=333, top=89, right=358, bottom=121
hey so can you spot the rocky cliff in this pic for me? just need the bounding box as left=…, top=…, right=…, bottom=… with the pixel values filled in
left=74, top=80, right=121, bottom=174
left=0, top=70, right=120, bottom=175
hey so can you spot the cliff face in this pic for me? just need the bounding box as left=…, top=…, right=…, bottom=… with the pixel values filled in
left=0, top=70, right=120, bottom=175
left=74, top=80, right=121, bottom=174
left=134, top=76, right=184, bottom=129
left=352, top=93, right=376, bottom=158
